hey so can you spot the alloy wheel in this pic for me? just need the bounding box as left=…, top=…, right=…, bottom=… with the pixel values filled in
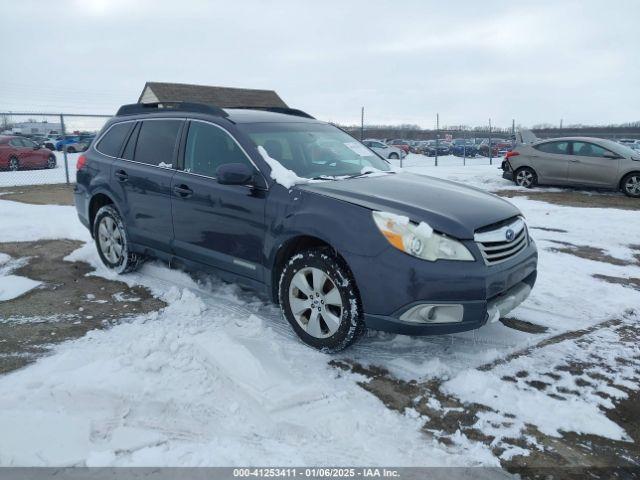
left=47, top=156, right=56, bottom=169
left=625, top=175, right=640, bottom=196
left=516, top=170, right=534, bottom=187
left=8, top=158, right=18, bottom=171
left=288, top=267, right=343, bottom=339
left=98, top=216, right=124, bottom=265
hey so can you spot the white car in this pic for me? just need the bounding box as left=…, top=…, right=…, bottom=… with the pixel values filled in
left=362, top=139, right=406, bottom=160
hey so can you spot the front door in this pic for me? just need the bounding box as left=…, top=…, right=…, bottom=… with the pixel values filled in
left=110, top=119, right=183, bottom=252
left=568, top=141, right=620, bottom=187
left=171, top=120, right=266, bottom=281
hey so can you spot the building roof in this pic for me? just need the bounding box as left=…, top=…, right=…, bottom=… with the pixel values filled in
left=138, top=82, right=288, bottom=109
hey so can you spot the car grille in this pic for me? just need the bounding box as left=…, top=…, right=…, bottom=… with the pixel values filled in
left=474, top=217, right=528, bottom=265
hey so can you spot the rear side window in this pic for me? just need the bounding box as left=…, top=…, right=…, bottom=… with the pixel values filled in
left=121, top=123, right=140, bottom=161
left=184, top=121, right=252, bottom=176
left=97, top=123, right=132, bottom=157
left=134, top=120, right=182, bottom=167
left=534, top=141, right=569, bottom=155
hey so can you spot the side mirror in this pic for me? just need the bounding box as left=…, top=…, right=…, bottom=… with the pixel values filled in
left=216, top=163, right=254, bottom=185
left=33, top=145, right=41, bottom=150
left=603, top=152, right=620, bottom=159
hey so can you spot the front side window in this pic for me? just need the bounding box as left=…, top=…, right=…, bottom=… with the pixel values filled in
left=9, top=139, right=22, bottom=147
left=572, top=142, right=610, bottom=158
left=134, top=120, right=182, bottom=166
left=97, top=122, right=133, bottom=157
left=239, top=122, right=391, bottom=178
left=534, top=141, right=569, bottom=155
left=184, top=121, right=253, bottom=176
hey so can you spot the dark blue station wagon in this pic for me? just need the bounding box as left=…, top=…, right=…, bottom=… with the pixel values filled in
left=75, top=102, right=537, bottom=351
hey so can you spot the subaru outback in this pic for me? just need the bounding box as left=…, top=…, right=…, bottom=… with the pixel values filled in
left=74, top=102, right=538, bottom=352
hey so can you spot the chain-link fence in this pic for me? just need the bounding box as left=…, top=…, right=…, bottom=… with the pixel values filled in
left=0, top=112, right=111, bottom=188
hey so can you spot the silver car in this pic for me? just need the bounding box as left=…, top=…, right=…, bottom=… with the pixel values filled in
left=362, top=139, right=406, bottom=160
left=502, top=137, right=640, bottom=197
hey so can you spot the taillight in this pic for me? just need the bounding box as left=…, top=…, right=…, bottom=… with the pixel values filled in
left=505, top=151, right=520, bottom=159
left=76, top=154, right=87, bottom=170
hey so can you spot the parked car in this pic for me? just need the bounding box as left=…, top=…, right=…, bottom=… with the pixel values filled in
left=64, top=135, right=96, bottom=153
left=76, top=102, right=537, bottom=352
left=502, top=137, right=640, bottom=197
left=362, top=139, right=405, bottom=159
left=451, top=139, right=477, bottom=157
left=43, top=135, right=61, bottom=150
left=0, top=135, right=57, bottom=170
left=387, top=139, right=411, bottom=154
left=55, top=135, right=81, bottom=151
left=478, top=139, right=511, bottom=157
left=617, top=139, right=639, bottom=146
left=423, top=140, right=451, bottom=156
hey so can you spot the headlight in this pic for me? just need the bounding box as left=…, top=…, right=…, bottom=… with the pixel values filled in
left=372, top=211, right=474, bottom=262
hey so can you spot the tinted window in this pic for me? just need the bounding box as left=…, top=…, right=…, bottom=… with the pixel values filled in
left=97, top=123, right=132, bottom=157
left=184, top=121, right=252, bottom=176
left=21, top=138, right=37, bottom=148
left=121, top=123, right=140, bottom=160
left=9, top=139, right=22, bottom=147
left=534, top=141, right=569, bottom=155
left=572, top=142, right=611, bottom=158
left=134, top=120, right=182, bottom=166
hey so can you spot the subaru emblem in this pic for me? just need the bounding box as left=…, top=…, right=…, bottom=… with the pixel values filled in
left=505, top=229, right=515, bottom=241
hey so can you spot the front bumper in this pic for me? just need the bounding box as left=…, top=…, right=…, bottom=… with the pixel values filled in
left=348, top=239, right=538, bottom=336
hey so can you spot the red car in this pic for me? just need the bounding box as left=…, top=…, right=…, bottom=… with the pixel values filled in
left=0, top=135, right=57, bottom=171
left=387, top=139, right=411, bottom=154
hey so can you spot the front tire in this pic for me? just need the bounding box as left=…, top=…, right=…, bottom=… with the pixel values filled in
left=93, top=205, right=141, bottom=274
left=621, top=173, right=640, bottom=198
left=515, top=167, right=537, bottom=188
left=47, top=155, right=56, bottom=169
left=66, top=146, right=76, bottom=153
left=278, top=248, right=365, bottom=352
left=389, top=152, right=399, bottom=160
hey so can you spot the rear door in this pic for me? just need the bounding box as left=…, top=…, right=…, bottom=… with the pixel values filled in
left=107, top=119, right=183, bottom=252
left=19, top=138, right=41, bottom=167
left=530, top=141, right=571, bottom=184
left=171, top=119, right=266, bottom=281
left=568, top=141, right=620, bottom=187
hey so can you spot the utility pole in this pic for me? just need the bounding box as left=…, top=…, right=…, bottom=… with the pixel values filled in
left=488, top=118, right=493, bottom=166
left=435, top=113, right=439, bottom=167
left=360, top=107, right=364, bottom=141
left=560, top=118, right=563, bottom=129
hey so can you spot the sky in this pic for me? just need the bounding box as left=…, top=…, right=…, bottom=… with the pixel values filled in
left=1, top=0, right=639, bottom=130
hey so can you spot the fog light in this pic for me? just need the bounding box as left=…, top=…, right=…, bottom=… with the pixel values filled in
left=400, top=304, right=464, bottom=324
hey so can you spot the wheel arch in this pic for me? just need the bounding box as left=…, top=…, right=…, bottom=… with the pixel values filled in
left=88, top=192, right=116, bottom=236
left=619, top=170, right=640, bottom=190
left=270, top=235, right=354, bottom=304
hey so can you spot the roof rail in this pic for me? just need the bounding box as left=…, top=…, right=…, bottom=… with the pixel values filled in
left=228, top=106, right=315, bottom=119
left=116, top=102, right=228, bottom=117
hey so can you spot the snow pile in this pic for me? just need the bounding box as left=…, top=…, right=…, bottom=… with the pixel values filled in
left=0, top=274, right=41, bottom=301
left=257, top=146, right=309, bottom=189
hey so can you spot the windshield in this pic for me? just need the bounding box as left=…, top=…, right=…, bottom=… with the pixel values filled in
left=239, top=122, right=391, bottom=178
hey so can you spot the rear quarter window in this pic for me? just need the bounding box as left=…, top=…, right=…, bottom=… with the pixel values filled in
left=96, top=123, right=133, bottom=157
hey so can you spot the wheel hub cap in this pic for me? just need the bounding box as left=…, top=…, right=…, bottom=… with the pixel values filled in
left=288, top=267, right=343, bottom=339
left=626, top=176, right=640, bottom=195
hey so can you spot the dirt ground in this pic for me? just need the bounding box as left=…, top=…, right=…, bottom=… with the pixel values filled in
left=1, top=183, right=639, bottom=478
left=495, top=189, right=640, bottom=211
left=0, top=183, right=74, bottom=206
left=0, top=239, right=165, bottom=374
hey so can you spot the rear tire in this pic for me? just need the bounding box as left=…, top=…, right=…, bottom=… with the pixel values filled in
left=515, top=167, right=537, bottom=188
left=278, top=248, right=365, bottom=352
left=621, top=173, right=640, bottom=198
left=93, top=205, right=141, bottom=274
left=66, top=146, right=76, bottom=153
left=47, top=155, right=56, bottom=169
left=8, top=157, right=18, bottom=171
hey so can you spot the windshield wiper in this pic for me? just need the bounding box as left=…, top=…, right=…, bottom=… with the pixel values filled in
left=345, top=170, right=396, bottom=179
left=310, top=175, right=339, bottom=181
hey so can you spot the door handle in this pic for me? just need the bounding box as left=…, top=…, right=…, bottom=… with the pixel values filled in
left=114, top=169, right=128, bottom=182
left=173, top=184, right=193, bottom=198
left=569, top=159, right=580, bottom=163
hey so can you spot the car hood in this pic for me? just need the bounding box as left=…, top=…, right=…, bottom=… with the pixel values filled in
left=299, top=172, right=521, bottom=239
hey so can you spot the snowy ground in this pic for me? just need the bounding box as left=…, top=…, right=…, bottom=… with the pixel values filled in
left=0, top=158, right=638, bottom=470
